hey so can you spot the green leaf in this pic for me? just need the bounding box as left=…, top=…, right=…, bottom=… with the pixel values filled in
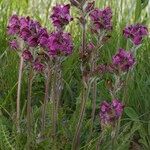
left=135, top=0, right=142, bottom=22
left=141, top=0, right=149, bottom=9
left=139, top=123, right=147, bottom=137
left=148, top=120, right=150, bottom=135
left=139, top=138, right=149, bottom=148
left=124, top=107, right=139, bottom=120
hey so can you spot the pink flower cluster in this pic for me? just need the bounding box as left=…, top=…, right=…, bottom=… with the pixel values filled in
left=50, top=4, right=73, bottom=29
left=7, top=15, right=20, bottom=35
left=7, top=4, right=74, bottom=71
left=99, top=100, right=124, bottom=126
left=123, top=24, right=148, bottom=45
left=47, top=32, right=73, bottom=56
left=33, top=58, right=45, bottom=72
left=48, top=4, right=73, bottom=56
left=112, top=48, right=135, bottom=72
left=22, top=50, right=33, bottom=61
left=9, top=40, right=18, bottom=50
left=96, top=48, right=135, bottom=74
left=7, top=15, right=42, bottom=47
left=89, top=7, right=112, bottom=33
left=7, top=15, right=47, bottom=72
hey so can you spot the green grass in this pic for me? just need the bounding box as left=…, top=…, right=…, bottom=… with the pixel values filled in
left=0, top=0, right=150, bottom=149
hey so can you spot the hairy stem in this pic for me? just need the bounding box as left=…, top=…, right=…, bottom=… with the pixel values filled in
left=51, top=58, right=59, bottom=145
left=89, top=48, right=98, bottom=140
left=55, top=59, right=62, bottom=130
left=96, top=131, right=104, bottom=150
left=111, top=127, right=117, bottom=150
left=72, top=20, right=87, bottom=149
left=89, top=79, right=97, bottom=139
left=27, top=66, right=33, bottom=148
left=72, top=78, right=89, bottom=150
left=82, top=22, right=86, bottom=53
left=52, top=89, right=57, bottom=142
left=16, top=56, right=24, bottom=132
left=41, top=63, right=51, bottom=134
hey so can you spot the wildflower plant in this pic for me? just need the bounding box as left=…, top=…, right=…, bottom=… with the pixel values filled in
left=99, top=100, right=124, bottom=128
left=123, top=24, right=148, bottom=46
left=47, top=4, right=73, bottom=144
left=7, top=14, right=48, bottom=147
left=95, top=22, right=148, bottom=149
left=6, top=0, right=149, bottom=149
left=70, top=0, right=113, bottom=148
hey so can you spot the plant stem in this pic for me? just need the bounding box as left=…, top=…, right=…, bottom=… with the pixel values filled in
left=52, top=88, right=57, bottom=141
left=96, top=131, right=104, bottom=150
left=27, top=65, right=33, bottom=148
left=89, top=48, right=98, bottom=140
left=89, top=78, right=97, bottom=139
left=51, top=57, right=62, bottom=148
left=16, top=56, right=24, bottom=132
left=82, top=22, right=86, bottom=53
left=51, top=58, right=59, bottom=145
left=41, top=63, right=51, bottom=134
left=72, top=20, right=87, bottom=149
left=55, top=58, right=62, bottom=129
left=111, top=127, right=117, bottom=150
left=72, top=78, right=89, bottom=150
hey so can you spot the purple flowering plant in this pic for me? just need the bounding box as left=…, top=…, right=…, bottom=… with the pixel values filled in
left=7, top=5, right=73, bottom=144
left=6, top=0, right=149, bottom=149
left=123, top=24, right=148, bottom=45
left=100, top=99, right=124, bottom=127
left=50, top=4, right=73, bottom=29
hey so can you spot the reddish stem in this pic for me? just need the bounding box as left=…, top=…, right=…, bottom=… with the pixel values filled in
left=16, top=56, right=24, bottom=132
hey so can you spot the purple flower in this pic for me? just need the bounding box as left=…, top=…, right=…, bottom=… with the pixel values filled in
left=112, top=48, right=135, bottom=72
left=20, top=17, right=30, bottom=29
left=29, top=20, right=41, bottom=34
left=50, top=4, right=73, bottom=29
left=20, top=28, right=31, bottom=40
left=7, top=15, right=20, bottom=35
left=22, top=50, right=33, bottom=61
left=99, top=100, right=124, bottom=126
left=87, top=42, right=95, bottom=50
left=19, top=16, right=41, bottom=47
left=27, top=36, right=38, bottom=47
left=20, top=16, right=41, bottom=33
left=38, top=28, right=49, bottom=48
left=112, top=99, right=124, bottom=118
left=9, top=15, right=19, bottom=25
left=133, top=36, right=142, bottom=45
left=47, top=31, right=73, bottom=56
left=100, top=101, right=111, bottom=125
left=33, top=59, right=45, bottom=72
left=7, top=15, right=44, bottom=48
left=39, top=35, right=48, bottom=48
left=123, top=24, right=148, bottom=45
left=96, top=64, right=107, bottom=74
left=89, top=7, right=112, bottom=33
left=9, top=40, right=19, bottom=50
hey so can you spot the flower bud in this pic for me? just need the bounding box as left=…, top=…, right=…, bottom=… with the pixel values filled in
left=22, top=50, right=33, bottom=61
left=9, top=40, right=19, bottom=50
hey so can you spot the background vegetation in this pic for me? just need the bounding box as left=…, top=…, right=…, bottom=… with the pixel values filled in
left=0, top=0, right=150, bottom=149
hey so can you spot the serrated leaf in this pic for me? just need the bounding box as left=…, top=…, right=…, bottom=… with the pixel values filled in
left=124, top=107, right=139, bottom=120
